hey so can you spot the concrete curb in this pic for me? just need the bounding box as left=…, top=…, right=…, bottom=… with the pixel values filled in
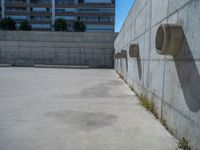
left=0, top=64, right=11, bottom=67
left=34, top=64, right=90, bottom=69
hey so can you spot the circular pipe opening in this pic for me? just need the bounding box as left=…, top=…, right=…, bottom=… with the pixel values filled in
left=121, top=50, right=127, bottom=58
left=155, top=25, right=165, bottom=54
left=113, top=54, right=117, bottom=59
left=155, top=24, right=184, bottom=56
left=117, top=52, right=121, bottom=58
left=129, top=44, right=139, bottom=58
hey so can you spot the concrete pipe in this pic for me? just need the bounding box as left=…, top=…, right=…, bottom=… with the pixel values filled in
left=121, top=50, right=127, bottom=58
left=155, top=24, right=184, bottom=55
left=129, top=44, right=139, bottom=58
left=113, top=54, right=118, bottom=59
left=117, top=53, right=121, bottom=58
left=114, top=53, right=119, bottom=59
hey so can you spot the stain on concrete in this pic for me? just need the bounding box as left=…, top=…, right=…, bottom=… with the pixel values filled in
left=107, top=80, right=124, bottom=85
left=80, top=84, right=110, bottom=98
left=79, top=82, right=134, bottom=99
left=46, top=110, right=117, bottom=131
left=56, top=80, right=133, bottom=99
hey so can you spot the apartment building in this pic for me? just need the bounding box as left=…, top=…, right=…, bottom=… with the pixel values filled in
left=0, top=0, right=115, bottom=32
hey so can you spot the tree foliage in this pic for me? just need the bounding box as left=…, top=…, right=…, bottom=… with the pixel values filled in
left=54, top=18, right=68, bottom=31
left=0, top=17, right=16, bottom=30
left=73, top=21, right=86, bottom=32
left=19, top=20, right=32, bottom=31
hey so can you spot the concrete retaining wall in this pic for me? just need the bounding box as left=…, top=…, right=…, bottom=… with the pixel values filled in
left=114, top=0, right=200, bottom=149
left=0, top=31, right=117, bottom=68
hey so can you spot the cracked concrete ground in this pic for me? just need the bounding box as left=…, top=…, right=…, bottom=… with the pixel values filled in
left=0, top=68, right=177, bottom=150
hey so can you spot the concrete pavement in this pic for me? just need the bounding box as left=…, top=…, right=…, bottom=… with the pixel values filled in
left=0, top=68, right=178, bottom=150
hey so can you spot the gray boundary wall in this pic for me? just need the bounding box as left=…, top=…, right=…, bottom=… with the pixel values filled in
left=114, top=0, right=200, bottom=149
left=0, top=31, right=117, bottom=68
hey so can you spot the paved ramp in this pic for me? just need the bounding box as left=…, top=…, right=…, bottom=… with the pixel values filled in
left=0, top=68, right=177, bottom=150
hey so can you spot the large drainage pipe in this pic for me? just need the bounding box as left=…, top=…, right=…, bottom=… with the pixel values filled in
left=155, top=24, right=184, bottom=56
left=129, top=44, right=139, bottom=58
left=113, top=54, right=118, bottom=59
left=121, top=50, right=127, bottom=58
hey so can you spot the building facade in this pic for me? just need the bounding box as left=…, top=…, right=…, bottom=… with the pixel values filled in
left=0, top=0, right=115, bottom=32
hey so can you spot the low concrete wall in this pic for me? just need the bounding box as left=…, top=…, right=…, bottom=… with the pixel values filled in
left=0, top=31, right=117, bottom=68
left=114, top=0, right=200, bottom=149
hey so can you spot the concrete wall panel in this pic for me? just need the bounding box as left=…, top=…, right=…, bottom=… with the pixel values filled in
left=0, top=31, right=117, bottom=68
left=151, top=0, right=168, bottom=26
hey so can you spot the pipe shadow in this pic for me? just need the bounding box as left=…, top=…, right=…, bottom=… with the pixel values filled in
left=137, top=52, right=142, bottom=80
left=173, top=33, right=200, bottom=112
left=126, top=58, right=128, bottom=73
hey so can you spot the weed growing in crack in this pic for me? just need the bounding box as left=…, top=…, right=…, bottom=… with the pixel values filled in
left=178, top=137, right=191, bottom=150
left=139, top=94, right=159, bottom=119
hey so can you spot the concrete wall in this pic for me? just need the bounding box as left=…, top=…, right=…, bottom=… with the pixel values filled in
left=114, top=0, right=200, bottom=149
left=0, top=31, right=117, bottom=68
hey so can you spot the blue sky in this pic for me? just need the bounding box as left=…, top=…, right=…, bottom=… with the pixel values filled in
left=115, top=0, right=135, bottom=32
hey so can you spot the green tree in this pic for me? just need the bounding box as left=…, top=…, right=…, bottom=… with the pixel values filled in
left=19, top=20, right=32, bottom=31
left=0, top=17, right=16, bottom=30
left=54, top=18, right=68, bottom=31
left=73, top=21, right=86, bottom=32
